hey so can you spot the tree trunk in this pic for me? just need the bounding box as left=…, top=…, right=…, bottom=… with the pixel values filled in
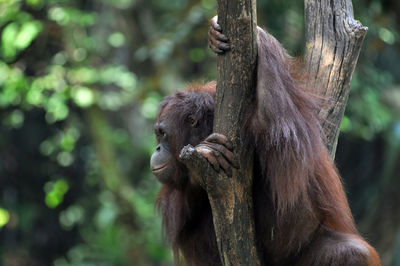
left=180, top=0, right=260, bottom=265
left=304, top=0, right=367, bottom=156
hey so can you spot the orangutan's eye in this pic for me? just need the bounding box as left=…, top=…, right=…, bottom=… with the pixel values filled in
left=188, top=115, right=198, bottom=127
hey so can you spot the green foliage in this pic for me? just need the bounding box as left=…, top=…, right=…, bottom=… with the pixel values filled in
left=343, top=68, right=393, bottom=140
left=0, top=0, right=171, bottom=264
left=45, top=179, right=70, bottom=208
left=0, top=208, right=10, bottom=228
left=1, top=10, right=43, bottom=61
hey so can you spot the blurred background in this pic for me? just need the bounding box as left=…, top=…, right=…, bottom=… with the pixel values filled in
left=0, top=0, right=399, bottom=265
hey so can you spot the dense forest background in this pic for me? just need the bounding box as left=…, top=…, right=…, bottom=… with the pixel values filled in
left=0, top=0, right=399, bottom=265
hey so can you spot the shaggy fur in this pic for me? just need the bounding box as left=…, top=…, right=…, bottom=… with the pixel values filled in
left=154, top=28, right=380, bottom=266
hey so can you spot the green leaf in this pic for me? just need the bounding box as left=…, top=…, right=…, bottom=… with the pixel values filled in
left=340, top=116, right=352, bottom=132
left=72, top=86, right=95, bottom=108
left=14, top=21, right=43, bottom=50
left=44, top=179, right=70, bottom=208
left=1, top=22, right=19, bottom=59
left=0, top=208, right=10, bottom=228
left=108, top=32, right=125, bottom=47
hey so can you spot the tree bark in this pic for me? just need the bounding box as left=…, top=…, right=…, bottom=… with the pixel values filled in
left=180, top=0, right=260, bottom=265
left=304, top=0, right=367, bottom=156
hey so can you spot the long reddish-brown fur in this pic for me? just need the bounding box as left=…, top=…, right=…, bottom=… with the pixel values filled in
left=155, top=28, right=380, bottom=266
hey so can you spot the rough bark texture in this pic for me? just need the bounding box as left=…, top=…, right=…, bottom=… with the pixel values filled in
left=180, top=0, right=260, bottom=265
left=304, top=0, right=367, bottom=156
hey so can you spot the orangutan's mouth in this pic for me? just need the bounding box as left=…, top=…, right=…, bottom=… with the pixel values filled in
left=151, top=164, right=167, bottom=173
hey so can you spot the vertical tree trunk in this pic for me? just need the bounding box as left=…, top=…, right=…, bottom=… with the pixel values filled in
left=180, top=0, right=260, bottom=265
left=212, top=0, right=259, bottom=264
left=304, top=0, right=367, bottom=156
